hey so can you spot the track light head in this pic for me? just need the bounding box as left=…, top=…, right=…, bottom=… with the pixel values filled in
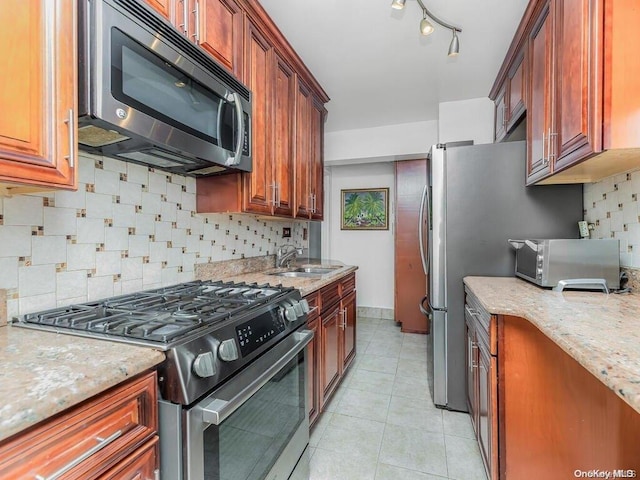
left=448, top=30, right=460, bottom=56
left=391, top=0, right=406, bottom=10
left=420, top=10, right=434, bottom=36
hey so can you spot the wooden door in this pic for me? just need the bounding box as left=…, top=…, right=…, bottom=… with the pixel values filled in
left=394, top=159, right=428, bottom=333
left=272, top=52, right=295, bottom=217
left=0, top=0, right=77, bottom=191
left=243, top=21, right=274, bottom=214
left=198, top=0, right=244, bottom=78
left=306, top=316, right=319, bottom=427
left=553, top=0, right=602, bottom=171
left=142, top=0, right=173, bottom=20
left=340, top=290, right=357, bottom=371
left=526, top=1, right=554, bottom=184
left=294, top=79, right=312, bottom=218
left=320, top=305, right=341, bottom=406
left=494, top=87, right=507, bottom=142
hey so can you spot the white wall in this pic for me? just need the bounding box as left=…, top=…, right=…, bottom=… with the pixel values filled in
left=325, top=120, right=438, bottom=165
left=325, top=163, right=395, bottom=310
left=438, top=97, right=494, bottom=145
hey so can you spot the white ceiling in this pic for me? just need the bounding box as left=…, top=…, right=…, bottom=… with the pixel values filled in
left=259, top=0, right=529, bottom=133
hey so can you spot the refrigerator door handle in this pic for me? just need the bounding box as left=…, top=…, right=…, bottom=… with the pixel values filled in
left=419, top=295, right=431, bottom=334
left=419, top=185, right=429, bottom=275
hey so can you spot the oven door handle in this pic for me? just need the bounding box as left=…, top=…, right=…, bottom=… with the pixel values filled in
left=200, top=329, right=313, bottom=425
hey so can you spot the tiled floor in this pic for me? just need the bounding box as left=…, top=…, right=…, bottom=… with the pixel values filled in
left=308, top=316, right=487, bottom=480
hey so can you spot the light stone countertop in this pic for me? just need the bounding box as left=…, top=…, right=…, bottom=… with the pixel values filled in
left=464, top=276, right=640, bottom=414
left=0, top=326, right=165, bottom=443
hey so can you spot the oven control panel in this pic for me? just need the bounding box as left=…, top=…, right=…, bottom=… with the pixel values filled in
left=235, top=307, right=287, bottom=357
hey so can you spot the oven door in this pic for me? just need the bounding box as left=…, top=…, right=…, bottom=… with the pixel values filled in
left=163, top=329, right=313, bottom=480
left=80, top=0, right=251, bottom=171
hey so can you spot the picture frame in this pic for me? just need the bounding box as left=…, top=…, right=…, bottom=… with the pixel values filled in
left=340, top=188, right=389, bottom=230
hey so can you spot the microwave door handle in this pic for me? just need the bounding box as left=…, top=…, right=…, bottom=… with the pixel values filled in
left=225, top=92, right=245, bottom=166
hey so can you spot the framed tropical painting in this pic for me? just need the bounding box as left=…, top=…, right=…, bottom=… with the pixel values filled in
left=341, top=188, right=389, bottom=230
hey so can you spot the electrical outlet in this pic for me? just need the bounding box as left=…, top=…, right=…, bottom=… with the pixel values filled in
left=282, top=227, right=291, bottom=238
left=578, top=221, right=590, bottom=238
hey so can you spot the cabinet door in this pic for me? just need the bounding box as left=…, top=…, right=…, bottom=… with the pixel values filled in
left=272, top=52, right=295, bottom=217
left=552, top=0, right=601, bottom=171
left=494, top=87, right=508, bottom=142
left=526, top=1, right=554, bottom=184
left=198, top=0, right=244, bottom=78
left=243, top=21, right=274, bottom=214
left=143, top=0, right=173, bottom=20
left=0, top=0, right=76, bottom=191
left=320, top=305, right=341, bottom=406
left=477, top=339, right=493, bottom=479
left=294, top=79, right=312, bottom=219
left=306, top=316, right=319, bottom=427
left=465, top=316, right=478, bottom=433
left=507, top=49, right=526, bottom=131
left=340, top=290, right=357, bottom=371
left=309, top=96, right=325, bottom=220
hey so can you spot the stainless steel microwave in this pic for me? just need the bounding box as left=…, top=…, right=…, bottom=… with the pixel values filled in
left=509, top=239, right=620, bottom=290
left=78, top=0, right=251, bottom=175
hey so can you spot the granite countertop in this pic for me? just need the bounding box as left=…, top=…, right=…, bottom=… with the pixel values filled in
left=0, top=326, right=165, bottom=443
left=464, top=276, right=640, bottom=414
left=196, top=256, right=358, bottom=296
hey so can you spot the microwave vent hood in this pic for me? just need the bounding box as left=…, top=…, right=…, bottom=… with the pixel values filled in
left=78, top=0, right=252, bottom=177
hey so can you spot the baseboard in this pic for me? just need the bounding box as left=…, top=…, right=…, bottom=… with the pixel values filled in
left=357, top=306, right=394, bottom=320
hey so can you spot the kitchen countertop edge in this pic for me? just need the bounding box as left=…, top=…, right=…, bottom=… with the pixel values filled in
left=464, top=276, right=640, bottom=415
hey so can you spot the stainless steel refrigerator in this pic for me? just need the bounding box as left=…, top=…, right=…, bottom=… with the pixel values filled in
left=419, top=141, right=583, bottom=411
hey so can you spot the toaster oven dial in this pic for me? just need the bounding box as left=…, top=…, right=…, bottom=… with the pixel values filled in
left=192, top=351, right=216, bottom=378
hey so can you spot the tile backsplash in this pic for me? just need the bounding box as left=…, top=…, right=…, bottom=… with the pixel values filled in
left=584, top=169, right=640, bottom=267
left=0, top=153, right=307, bottom=319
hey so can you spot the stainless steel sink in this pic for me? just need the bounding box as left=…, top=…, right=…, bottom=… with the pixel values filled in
left=268, top=266, right=341, bottom=277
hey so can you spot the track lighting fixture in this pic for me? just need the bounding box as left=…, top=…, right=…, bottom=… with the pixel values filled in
left=392, top=0, right=462, bottom=56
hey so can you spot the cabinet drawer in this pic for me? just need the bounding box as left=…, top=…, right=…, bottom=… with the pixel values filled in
left=339, top=272, right=356, bottom=297
left=319, top=281, right=340, bottom=313
left=0, top=372, right=157, bottom=479
left=98, top=437, right=158, bottom=480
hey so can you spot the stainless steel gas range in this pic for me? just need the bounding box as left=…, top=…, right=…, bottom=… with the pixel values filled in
left=15, top=280, right=313, bottom=480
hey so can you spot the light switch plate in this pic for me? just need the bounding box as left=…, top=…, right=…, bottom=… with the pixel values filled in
left=578, top=221, right=590, bottom=238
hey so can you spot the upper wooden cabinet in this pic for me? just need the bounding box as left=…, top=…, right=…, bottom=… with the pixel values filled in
left=491, top=0, right=640, bottom=185
left=143, top=0, right=173, bottom=20
left=0, top=0, right=77, bottom=194
left=198, top=0, right=245, bottom=78
left=196, top=1, right=329, bottom=220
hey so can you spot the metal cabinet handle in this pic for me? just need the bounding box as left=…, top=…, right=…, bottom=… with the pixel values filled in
left=276, top=182, right=281, bottom=207
left=269, top=182, right=277, bottom=206
left=35, top=430, right=122, bottom=480
left=192, top=0, right=200, bottom=42
left=339, top=308, right=347, bottom=329
left=179, top=0, right=188, bottom=36
left=64, top=108, right=75, bottom=168
left=471, top=342, right=478, bottom=368
left=308, top=306, right=319, bottom=314
left=548, top=131, right=558, bottom=163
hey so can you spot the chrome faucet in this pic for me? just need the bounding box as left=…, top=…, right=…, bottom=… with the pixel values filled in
left=276, top=244, right=303, bottom=268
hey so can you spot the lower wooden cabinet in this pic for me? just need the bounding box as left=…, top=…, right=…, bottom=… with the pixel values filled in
left=0, top=371, right=159, bottom=480
left=305, top=272, right=357, bottom=427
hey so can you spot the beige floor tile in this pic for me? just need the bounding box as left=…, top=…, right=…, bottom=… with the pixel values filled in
left=442, top=409, right=475, bottom=439
left=337, top=387, right=391, bottom=422
left=444, top=434, right=487, bottom=480
left=310, top=412, right=333, bottom=447
left=348, top=369, right=396, bottom=395
left=391, top=375, right=431, bottom=400
left=309, top=446, right=378, bottom=480
left=375, top=463, right=448, bottom=480
left=366, top=340, right=403, bottom=358
left=396, top=357, right=429, bottom=379
left=399, top=342, right=427, bottom=360
left=379, top=424, right=448, bottom=477
left=317, top=414, right=385, bottom=458
left=386, top=395, right=444, bottom=434
left=357, top=354, right=399, bottom=375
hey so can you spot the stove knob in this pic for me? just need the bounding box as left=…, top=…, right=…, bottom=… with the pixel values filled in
left=282, top=304, right=296, bottom=322
left=299, top=299, right=310, bottom=313
left=193, top=352, right=216, bottom=378
left=218, top=339, right=239, bottom=362
left=293, top=300, right=304, bottom=317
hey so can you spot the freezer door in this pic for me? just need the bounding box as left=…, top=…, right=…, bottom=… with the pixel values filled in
left=429, top=145, right=447, bottom=311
